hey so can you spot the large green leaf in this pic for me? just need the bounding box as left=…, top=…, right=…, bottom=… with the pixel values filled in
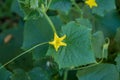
left=47, top=21, right=96, bottom=69
left=0, top=64, right=12, bottom=80
left=22, top=16, right=61, bottom=49
left=32, top=16, right=63, bottom=60
left=22, top=16, right=52, bottom=61
left=92, top=0, right=116, bottom=16
left=22, top=18, right=51, bottom=49
left=77, top=63, right=119, bottom=80
left=22, top=16, right=62, bottom=61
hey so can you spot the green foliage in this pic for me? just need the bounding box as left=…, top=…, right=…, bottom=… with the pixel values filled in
left=92, top=0, right=116, bottom=16
left=11, top=68, right=50, bottom=80
left=77, top=64, right=119, bottom=80
left=30, top=0, right=39, bottom=9
left=50, top=0, right=72, bottom=14
left=47, top=21, right=96, bottom=69
left=0, top=0, right=120, bottom=80
left=22, top=17, right=52, bottom=49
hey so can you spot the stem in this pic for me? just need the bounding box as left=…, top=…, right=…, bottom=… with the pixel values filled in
left=64, top=69, right=68, bottom=80
left=41, top=4, right=56, bottom=33
left=71, top=0, right=83, bottom=18
left=43, top=12, right=56, bottom=33
left=0, top=42, right=48, bottom=69
left=47, top=0, right=52, bottom=9
left=71, top=62, right=98, bottom=70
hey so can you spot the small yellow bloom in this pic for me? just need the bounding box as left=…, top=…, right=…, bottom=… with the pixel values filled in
left=85, top=0, right=98, bottom=8
left=49, top=33, right=67, bottom=51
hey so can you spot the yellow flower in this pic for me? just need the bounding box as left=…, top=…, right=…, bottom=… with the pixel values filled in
left=85, top=0, right=98, bottom=8
left=49, top=33, right=67, bottom=51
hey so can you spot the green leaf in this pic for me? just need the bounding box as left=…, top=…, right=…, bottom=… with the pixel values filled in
left=77, top=63, right=119, bottom=80
left=28, top=67, right=50, bottom=80
left=22, top=17, right=52, bottom=61
left=0, top=64, right=12, bottom=80
left=32, top=16, right=63, bottom=60
left=47, top=21, right=96, bottom=69
left=18, top=0, right=39, bottom=20
left=115, top=53, right=120, bottom=72
left=22, top=17, right=51, bottom=49
left=92, top=0, right=116, bottom=16
left=30, top=0, right=39, bottom=9
left=22, top=16, right=62, bottom=60
left=11, top=69, right=29, bottom=80
left=50, top=0, right=72, bottom=14
left=92, top=31, right=105, bottom=58
left=32, top=45, right=48, bottom=60
left=22, top=16, right=62, bottom=49
left=11, top=0, right=24, bottom=17
left=75, top=18, right=92, bottom=29
left=25, top=0, right=29, bottom=5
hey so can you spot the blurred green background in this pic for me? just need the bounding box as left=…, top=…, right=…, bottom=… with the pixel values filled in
left=0, top=0, right=25, bottom=68
left=0, top=0, right=120, bottom=80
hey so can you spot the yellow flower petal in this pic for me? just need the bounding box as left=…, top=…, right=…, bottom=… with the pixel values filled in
left=59, top=35, right=66, bottom=41
left=85, top=0, right=98, bottom=8
left=49, top=33, right=67, bottom=51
